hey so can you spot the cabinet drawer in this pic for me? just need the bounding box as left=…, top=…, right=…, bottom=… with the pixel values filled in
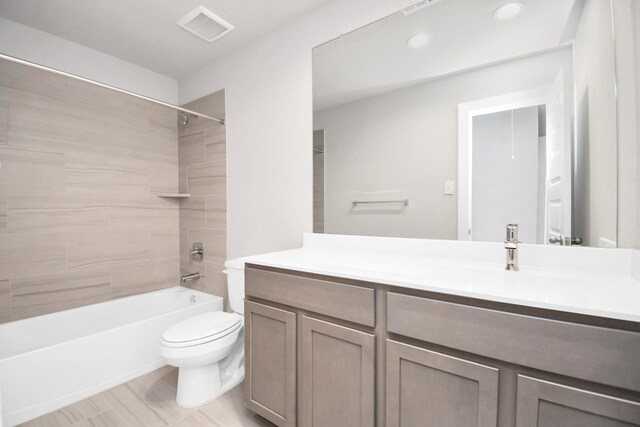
left=246, top=266, right=375, bottom=327
left=387, top=292, right=640, bottom=392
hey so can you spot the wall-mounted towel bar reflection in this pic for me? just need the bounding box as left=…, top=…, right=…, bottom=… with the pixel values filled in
left=352, top=199, right=409, bottom=207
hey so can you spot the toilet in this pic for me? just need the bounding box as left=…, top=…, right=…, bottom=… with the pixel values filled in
left=160, top=259, right=245, bottom=408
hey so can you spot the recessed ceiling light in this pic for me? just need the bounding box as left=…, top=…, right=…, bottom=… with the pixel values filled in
left=406, top=34, right=430, bottom=49
left=494, top=2, right=526, bottom=21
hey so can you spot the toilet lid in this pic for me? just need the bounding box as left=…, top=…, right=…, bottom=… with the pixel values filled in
left=162, top=312, right=241, bottom=344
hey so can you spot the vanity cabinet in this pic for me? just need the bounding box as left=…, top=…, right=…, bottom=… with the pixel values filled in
left=515, top=375, right=640, bottom=427
left=386, top=340, right=499, bottom=427
left=245, top=300, right=297, bottom=427
left=301, top=316, right=375, bottom=427
left=244, top=264, right=640, bottom=427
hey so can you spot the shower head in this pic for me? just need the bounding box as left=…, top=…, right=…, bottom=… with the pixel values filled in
left=179, top=111, right=199, bottom=125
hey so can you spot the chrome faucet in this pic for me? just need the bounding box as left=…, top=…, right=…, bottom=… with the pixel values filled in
left=504, top=224, right=519, bottom=271
left=181, top=272, right=200, bottom=284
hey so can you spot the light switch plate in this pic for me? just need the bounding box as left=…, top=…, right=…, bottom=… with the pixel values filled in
left=444, top=181, right=454, bottom=195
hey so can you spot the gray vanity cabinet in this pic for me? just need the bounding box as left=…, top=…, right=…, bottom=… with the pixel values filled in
left=301, top=316, right=375, bottom=427
left=386, top=340, right=499, bottom=427
left=515, top=375, right=640, bottom=426
left=244, top=300, right=297, bottom=427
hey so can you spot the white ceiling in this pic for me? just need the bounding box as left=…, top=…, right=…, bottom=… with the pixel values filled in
left=0, top=0, right=332, bottom=78
left=313, top=0, right=583, bottom=111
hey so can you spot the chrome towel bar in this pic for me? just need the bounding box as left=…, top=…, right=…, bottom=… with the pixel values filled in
left=352, top=199, right=409, bottom=207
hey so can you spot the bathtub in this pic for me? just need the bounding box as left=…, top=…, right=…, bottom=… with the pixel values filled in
left=0, top=286, right=222, bottom=427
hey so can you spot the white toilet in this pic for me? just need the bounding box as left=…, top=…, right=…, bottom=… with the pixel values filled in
left=160, top=259, right=245, bottom=408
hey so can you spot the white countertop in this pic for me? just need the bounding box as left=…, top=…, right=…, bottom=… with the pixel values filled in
left=240, top=233, right=640, bottom=324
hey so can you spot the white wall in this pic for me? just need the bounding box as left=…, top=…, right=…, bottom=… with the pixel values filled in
left=178, top=0, right=421, bottom=258
left=314, top=50, right=569, bottom=240
left=573, top=0, right=618, bottom=247
left=0, top=17, right=178, bottom=104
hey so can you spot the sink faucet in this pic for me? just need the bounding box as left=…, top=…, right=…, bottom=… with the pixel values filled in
left=504, top=224, right=519, bottom=271
left=181, top=272, right=200, bottom=284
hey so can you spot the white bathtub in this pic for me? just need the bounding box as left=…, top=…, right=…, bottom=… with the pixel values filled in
left=0, top=286, right=222, bottom=427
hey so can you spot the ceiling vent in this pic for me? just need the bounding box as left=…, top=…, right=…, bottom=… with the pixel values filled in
left=402, top=0, right=443, bottom=16
left=178, top=6, right=234, bottom=42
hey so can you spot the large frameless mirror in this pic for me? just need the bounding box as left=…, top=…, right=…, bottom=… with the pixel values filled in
left=313, top=0, right=618, bottom=248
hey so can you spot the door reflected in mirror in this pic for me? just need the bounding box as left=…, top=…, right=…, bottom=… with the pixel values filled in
left=312, top=0, right=618, bottom=248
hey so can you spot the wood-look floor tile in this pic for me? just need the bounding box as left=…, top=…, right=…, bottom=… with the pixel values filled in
left=127, top=368, right=194, bottom=425
left=11, top=267, right=111, bottom=320
left=169, top=411, right=223, bottom=427
left=103, top=384, right=167, bottom=427
left=199, top=387, right=275, bottom=427
left=0, top=233, right=66, bottom=280
left=72, top=409, right=129, bottom=427
left=17, top=393, right=110, bottom=427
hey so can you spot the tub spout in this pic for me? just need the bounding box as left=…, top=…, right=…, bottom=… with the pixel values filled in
left=181, top=272, right=200, bottom=284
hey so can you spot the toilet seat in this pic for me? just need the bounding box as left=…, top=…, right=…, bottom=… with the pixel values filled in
left=161, top=312, right=242, bottom=348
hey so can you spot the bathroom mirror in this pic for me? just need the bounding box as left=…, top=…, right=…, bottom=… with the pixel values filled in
left=312, top=0, right=618, bottom=248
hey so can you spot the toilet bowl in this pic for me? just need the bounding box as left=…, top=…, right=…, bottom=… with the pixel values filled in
left=160, top=259, right=246, bottom=407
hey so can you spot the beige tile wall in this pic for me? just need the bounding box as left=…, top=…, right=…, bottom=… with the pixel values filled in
left=177, top=91, right=228, bottom=305
left=0, top=58, right=181, bottom=323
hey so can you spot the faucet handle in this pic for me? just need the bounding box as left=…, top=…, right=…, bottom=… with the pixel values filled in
left=505, top=224, right=519, bottom=243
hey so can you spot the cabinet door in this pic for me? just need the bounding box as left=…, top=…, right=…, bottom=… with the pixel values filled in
left=386, top=340, right=499, bottom=427
left=516, top=375, right=640, bottom=427
left=245, top=301, right=296, bottom=427
left=301, top=316, right=375, bottom=427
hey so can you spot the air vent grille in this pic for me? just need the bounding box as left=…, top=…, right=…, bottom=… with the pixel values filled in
left=178, top=6, right=234, bottom=42
left=402, top=0, right=443, bottom=16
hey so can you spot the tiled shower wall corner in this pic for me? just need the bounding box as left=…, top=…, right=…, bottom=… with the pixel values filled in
left=177, top=91, right=228, bottom=305
left=0, top=58, right=181, bottom=323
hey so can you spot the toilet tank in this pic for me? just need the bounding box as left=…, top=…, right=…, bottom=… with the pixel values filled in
left=224, top=259, right=245, bottom=315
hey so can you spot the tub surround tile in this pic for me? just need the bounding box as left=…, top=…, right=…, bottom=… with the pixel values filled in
left=150, top=230, right=180, bottom=259
left=109, top=194, right=179, bottom=231
left=111, top=257, right=179, bottom=298
left=0, top=233, right=67, bottom=280
left=187, top=160, right=226, bottom=196
left=178, top=132, right=205, bottom=167
left=11, top=267, right=111, bottom=320
left=0, top=193, right=6, bottom=233
left=206, top=195, right=227, bottom=229
left=0, top=279, right=10, bottom=323
left=0, top=146, right=65, bottom=192
left=150, top=163, right=179, bottom=194
left=188, top=228, right=227, bottom=263
left=179, top=196, right=206, bottom=229
left=7, top=192, right=110, bottom=234
left=204, top=125, right=226, bottom=161
left=65, top=158, right=149, bottom=195
left=178, top=166, right=188, bottom=193
left=0, top=101, right=8, bottom=143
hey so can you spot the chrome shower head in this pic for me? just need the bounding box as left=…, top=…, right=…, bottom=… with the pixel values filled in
left=179, top=111, right=198, bottom=125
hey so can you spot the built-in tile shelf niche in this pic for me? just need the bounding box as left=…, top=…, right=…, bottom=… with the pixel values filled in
left=156, top=194, right=192, bottom=198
